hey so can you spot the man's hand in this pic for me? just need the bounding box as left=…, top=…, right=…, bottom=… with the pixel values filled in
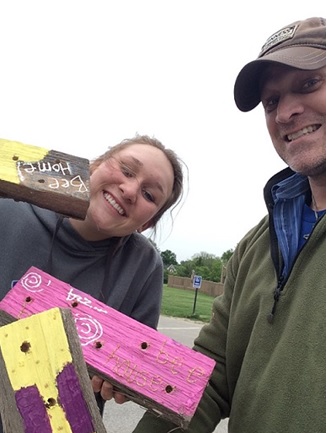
left=91, top=375, right=128, bottom=404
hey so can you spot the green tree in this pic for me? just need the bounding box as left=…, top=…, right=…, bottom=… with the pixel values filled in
left=207, top=260, right=222, bottom=282
left=221, top=248, right=234, bottom=263
left=161, top=249, right=178, bottom=267
left=173, top=248, right=234, bottom=283
left=176, top=261, right=194, bottom=277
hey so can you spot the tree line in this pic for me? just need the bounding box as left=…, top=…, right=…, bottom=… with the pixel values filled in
left=159, top=248, right=234, bottom=284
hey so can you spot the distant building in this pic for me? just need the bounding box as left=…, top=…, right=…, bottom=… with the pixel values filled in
left=167, top=264, right=177, bottom=274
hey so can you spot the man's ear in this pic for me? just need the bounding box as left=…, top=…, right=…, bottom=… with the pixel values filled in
left=137, top=221, right=153, bottom=233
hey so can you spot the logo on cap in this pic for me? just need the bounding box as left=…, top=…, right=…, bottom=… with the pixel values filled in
left=260, top=24, right=299, bottom=57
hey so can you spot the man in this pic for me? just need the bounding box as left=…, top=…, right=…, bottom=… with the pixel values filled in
left=131, top=16, right=326, bottom=433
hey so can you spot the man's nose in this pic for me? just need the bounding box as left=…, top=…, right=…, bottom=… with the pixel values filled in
left=275, top=94, right=304, bottom=124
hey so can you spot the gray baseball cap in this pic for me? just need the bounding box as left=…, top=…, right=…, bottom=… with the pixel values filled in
left=234, top=17, right=326, bottom=112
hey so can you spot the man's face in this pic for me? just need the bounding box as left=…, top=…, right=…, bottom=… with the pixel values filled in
left=260, top=64, right=326, bottom=177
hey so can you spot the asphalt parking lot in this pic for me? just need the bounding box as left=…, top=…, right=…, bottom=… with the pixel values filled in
left=102, top=315, right=228, bottom=432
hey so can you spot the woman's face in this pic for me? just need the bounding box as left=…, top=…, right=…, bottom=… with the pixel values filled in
left=85, top=144, right=174, bottom=239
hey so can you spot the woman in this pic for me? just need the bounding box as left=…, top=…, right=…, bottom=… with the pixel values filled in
left=0, top=134, right=185, bottom=425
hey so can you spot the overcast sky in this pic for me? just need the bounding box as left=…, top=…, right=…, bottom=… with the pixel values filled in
left=0, top=1, right=325, bottom=262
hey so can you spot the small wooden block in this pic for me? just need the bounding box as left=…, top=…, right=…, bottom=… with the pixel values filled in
left=0, top=138, right=90, bottom=219
left=0, top=267, right=216, bottom=429
left=0, top=307, right=106, bottom=433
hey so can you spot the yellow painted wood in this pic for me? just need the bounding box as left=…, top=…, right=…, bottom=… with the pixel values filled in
left=0, top=308, right=73, bottom=432
left=0, top=138, right=49, bottom=184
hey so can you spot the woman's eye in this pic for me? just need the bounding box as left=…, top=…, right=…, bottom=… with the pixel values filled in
left=121, top=164, right=134, bottom=178
left=143, top=190, right=155, bottom=203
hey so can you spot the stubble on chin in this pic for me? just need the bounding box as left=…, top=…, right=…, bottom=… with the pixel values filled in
left=291, top=158, right=326, bottom=178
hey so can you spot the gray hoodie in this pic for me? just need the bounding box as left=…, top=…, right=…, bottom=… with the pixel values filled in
left=0, top=199, right=164, bottom=328
left=0, top=199, right=165, bottom=432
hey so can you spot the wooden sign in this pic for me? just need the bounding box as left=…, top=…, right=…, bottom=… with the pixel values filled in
left=0, top=138, right=90, bottom=219
left=0, top=267, right=216, bottom=428
left=0, top=307, right=106, bottom=433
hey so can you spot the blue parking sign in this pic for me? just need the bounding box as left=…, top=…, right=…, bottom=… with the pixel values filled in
left=193, top=275, right=202, bottom=289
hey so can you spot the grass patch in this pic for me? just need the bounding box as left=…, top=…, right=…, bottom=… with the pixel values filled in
left=160, top=285, right=215, bottom=322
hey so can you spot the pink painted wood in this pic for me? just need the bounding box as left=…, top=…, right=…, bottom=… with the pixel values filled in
left=0, top=267, right=215, bottom=428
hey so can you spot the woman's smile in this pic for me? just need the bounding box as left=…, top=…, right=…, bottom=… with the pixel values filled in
left=103, top=191, right=126, bottom=216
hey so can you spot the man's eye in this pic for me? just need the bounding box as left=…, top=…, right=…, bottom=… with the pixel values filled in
left=302, top=77, right=321, bottom=92
left=263, top=96, right=279, bottom=112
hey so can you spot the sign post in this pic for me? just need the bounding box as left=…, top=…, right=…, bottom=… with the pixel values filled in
left=192, top=275, right=202, bottom=315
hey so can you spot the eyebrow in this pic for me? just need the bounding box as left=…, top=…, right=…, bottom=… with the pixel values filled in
left=130, top=156, right=143, bottom=167
left=129, top=156, right=165, bottom=194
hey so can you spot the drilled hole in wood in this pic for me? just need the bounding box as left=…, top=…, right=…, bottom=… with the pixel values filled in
left=95, top=341, right=103, bottom=349
left=165, top=385, right=174, bottom=394
left=45, top=397, right=57, bottom=408
left=141, top=342, right=148, bottom=349
left=20, top=341, right=31, bottom=353
left=12, top=155, right=19, bottom=161
left=71, top=301, right=79, bottom=307
left=25, top=296, right=32, bottom=303
left=38, top=179, right=45, bottom=183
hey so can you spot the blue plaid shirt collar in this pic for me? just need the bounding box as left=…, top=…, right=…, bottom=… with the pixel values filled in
left=271, top=173, right=309, bottom=278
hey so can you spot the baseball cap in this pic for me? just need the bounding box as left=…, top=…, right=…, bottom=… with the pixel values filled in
left=234, top=17, right=326, bottom=112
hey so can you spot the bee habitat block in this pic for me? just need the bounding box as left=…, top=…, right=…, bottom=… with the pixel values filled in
left=0, top=138, right=90, bottom=219
left=0, top=307, right=107, bottom=433
left=0, top=267, right=216, bottom=429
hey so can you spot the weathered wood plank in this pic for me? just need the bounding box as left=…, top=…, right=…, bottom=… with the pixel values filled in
left=0, top=267, right=216, bottom=429
left=0, top=307, right=107, bottom=433
left=0, top=138, right=90, bottom=219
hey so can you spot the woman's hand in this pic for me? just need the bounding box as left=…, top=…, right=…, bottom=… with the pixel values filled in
left=91, top=375, right=128, bottom=404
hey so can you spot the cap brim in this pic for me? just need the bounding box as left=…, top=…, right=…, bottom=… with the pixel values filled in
left=234, top=46, right=326, bottom=112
